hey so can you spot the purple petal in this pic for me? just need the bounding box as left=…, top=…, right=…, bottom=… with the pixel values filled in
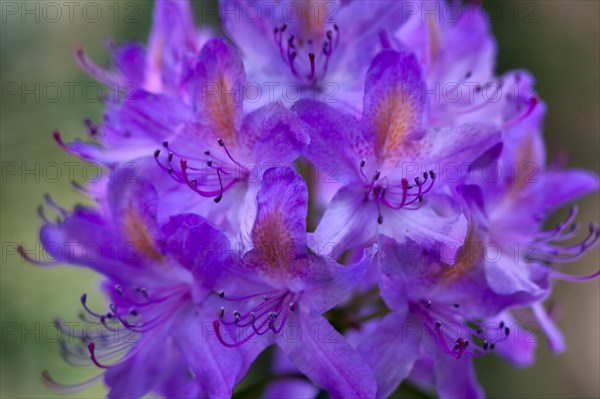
left=146, top=0, right=198, bottom=91
left=362, top=50, right=426, bottom=164
left=532, top=302, right=566, bottom=353
left=188, top=38, right=246, bottom=145
left=484, top=257, right=546, bottom=297
left=432, top=349, right=484, bottom=399
left=358, top=309, right=422, bottom=398
left=240, top=101, right=310, bottom=165
left=490, top=311, right=537, bottom=367
left=250, top=167, right=308, bottom=269
left=262, top=349, right=319, bottom=399
left=162, top=214, right=231, bottom=296
left=301, top=244, right=377, bottom=314
left=275, top=310, right=377, bottom=398
left=379, top=201, right=468, bottom=265
left=310, top=185, right=379, bottom=257
left=399, top=123, right=502, bottom=181
left=293, top=99, right=374, bottom=185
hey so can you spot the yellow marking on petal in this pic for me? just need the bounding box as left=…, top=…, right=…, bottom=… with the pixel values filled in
left=429, top=228, right=482, bottom=283
left=301, top=0, right=325, bottom=39
left=373, top=91, right=420, bottom=160
left=122, top=206, right=164, bottom=261
left=252, top=208, right=295, bottom=269
left=206, top=73, right=238, bottom=146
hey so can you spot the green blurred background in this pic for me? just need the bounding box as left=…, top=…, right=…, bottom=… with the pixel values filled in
left=1, top=1, right=598, bottom=398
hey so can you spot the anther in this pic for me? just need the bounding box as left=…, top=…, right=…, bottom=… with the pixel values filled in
left=263, top=295, right=269, bottom=301
left=154, top=149, right=160, bottom=158
left=249, top=312, right=255, bottom=322
left=425, top=300, right=432, bottom=309
left=454, top=304, right=460, bottom=308
left=504, top=327, right=510, bottom=336
left=483, top=340, right=489, bottom=350
left=499, top=320, right=504, bottom=329
left=374, top=170, right=381, bottom=180
left=429, top=170, right=436, bottom=179
left=167, top=152, right=173, bottom=162
left=139, top=288, right=148, bottom=298
left=289, top=302, right=295, bottom=312
left=435, top=320, right=442, bottom=328
left=219, top=307, right=225, bottom=318
left=218, top=290, right=224, bottom=298
left=217, top=138, right=225, bottom=147
left=377, top=215, right=383, bottom=225
left=360, top=159, right=366, bottom=168
left=162, top=140, right=169, bottom=148
left=204, top=150, right=211, bottom=156
left=115, top=285, right=122, bottom=295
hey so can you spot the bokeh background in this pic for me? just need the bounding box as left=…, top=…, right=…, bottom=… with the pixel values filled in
left=1, top=1, right=598, bottom=398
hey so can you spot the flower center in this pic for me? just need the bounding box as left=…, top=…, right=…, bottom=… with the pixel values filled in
left=272, top=18, right=340, bottom=85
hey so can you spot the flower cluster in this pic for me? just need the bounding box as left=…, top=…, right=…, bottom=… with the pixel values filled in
left=26, top=1, right=599, bottom=398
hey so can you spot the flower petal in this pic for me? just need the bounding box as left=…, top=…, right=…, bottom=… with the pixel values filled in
left=275, top=310, right=377, bottom=399
left=379, top=201, right=468, bottom=265
left=362, top=49, right=426, bottom=164
left=310, top=185, right=379, bottom=257
left=432, top=350, right=484, bottom=399
left=357, top=308, right=422, bottom=398
left=240, top=101, right=310, bottom=166
left=249, top=167, right=309, bottom=270
left=293, top=99, right=373, bottom=185
left=190, top=38, right=246, bottom=145
left=146, top=0, right=198, bottom=91
left=490, top=311, right=537, bottom=367
left=302, top=244, right=377, bottom=314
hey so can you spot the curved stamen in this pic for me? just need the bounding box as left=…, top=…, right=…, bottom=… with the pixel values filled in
left=550, top=269, right=600, bottom=282
left=41, top=370, right=104, bottom=394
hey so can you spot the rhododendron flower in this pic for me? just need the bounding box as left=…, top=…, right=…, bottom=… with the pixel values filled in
left=213, top=167, right=378, bottom=397
left=31, top=169, right=255, bottom=398
left=220, top=0, right=411, bottom=110
left=21, top=0, right=599, bottom=398
left=295, top=49, right=501, bottom=262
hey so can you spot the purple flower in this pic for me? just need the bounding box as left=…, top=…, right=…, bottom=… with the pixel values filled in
left=32, top=168, right=255, bottom=398
left=357, top=237, right=526, bottom=399
left=294, top=48, right=501, bottom=263
left=76, top=0, right=208, bottom=95
left=56, top=36, right=309, bottom=234
left=152, top=38, right=310, bottom=232
left=392, top=1, right=539, bottom=129
left=212, top=167, right=379, bottom=398
left=356, top=100, right=599, bottom=398
left=219, top=0, right=411, bottom=110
